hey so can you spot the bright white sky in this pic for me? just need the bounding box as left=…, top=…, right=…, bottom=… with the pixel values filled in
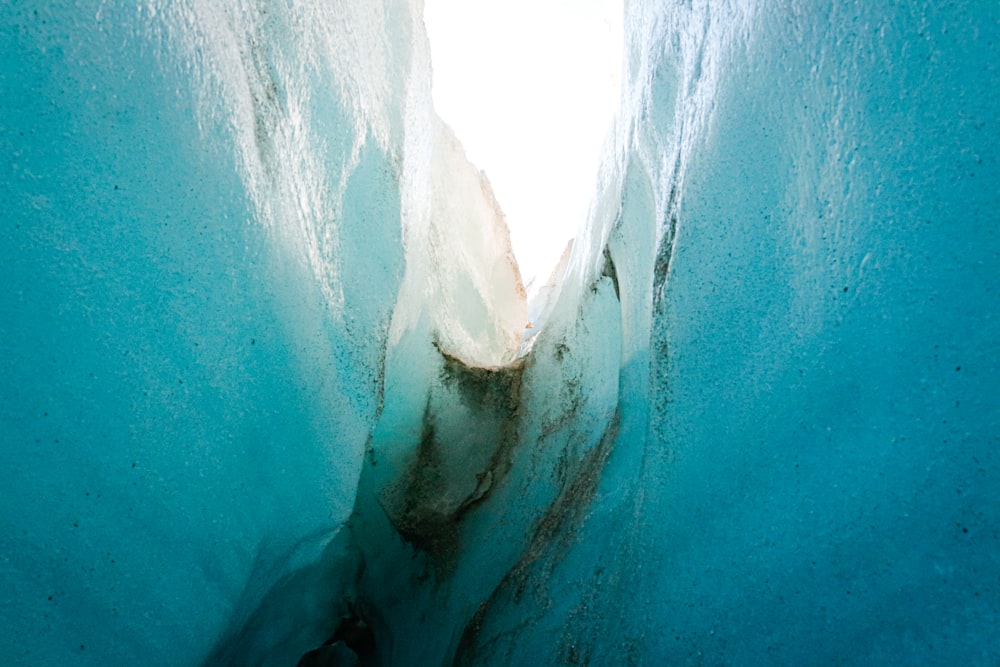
left=423, top=0, right=623, bottom=288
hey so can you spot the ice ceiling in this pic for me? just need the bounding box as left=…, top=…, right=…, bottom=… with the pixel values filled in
left=1, top=2, right=998, bottom=666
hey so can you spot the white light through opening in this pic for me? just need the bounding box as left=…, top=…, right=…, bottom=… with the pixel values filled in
left=423, top=0, right=623, bottom=292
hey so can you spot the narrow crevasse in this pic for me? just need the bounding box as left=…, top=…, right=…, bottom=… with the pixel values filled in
left=2, top=1, right=998, bottom=666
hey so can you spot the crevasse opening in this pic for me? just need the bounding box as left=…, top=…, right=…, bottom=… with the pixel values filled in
left=422, top=0, right=623, bottom=297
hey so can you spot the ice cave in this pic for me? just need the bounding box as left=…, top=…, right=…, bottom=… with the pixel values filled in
left=2, top=1, right=998, bottom=665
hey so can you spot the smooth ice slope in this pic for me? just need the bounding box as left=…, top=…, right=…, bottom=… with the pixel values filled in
left=390, top=117, right=527, bottom=370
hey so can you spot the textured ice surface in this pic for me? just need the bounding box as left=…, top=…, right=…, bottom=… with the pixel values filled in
left=1, top=1, right=425, bottom=664
left=2, top=1, right=999, bottom=666
left=449, top=2, right=1000, bottom=664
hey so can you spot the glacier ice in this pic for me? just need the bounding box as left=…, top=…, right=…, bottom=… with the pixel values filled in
left=1, top=2, right=422, bottom=663
left=1, top=0, right=998, bottom=666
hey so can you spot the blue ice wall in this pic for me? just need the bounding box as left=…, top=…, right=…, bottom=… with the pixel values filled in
left=638, top=4, right=1000, bottom=663
left=0, top=3, right=414, bottom=664
left=453, top=1, right=1000, bottom=664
